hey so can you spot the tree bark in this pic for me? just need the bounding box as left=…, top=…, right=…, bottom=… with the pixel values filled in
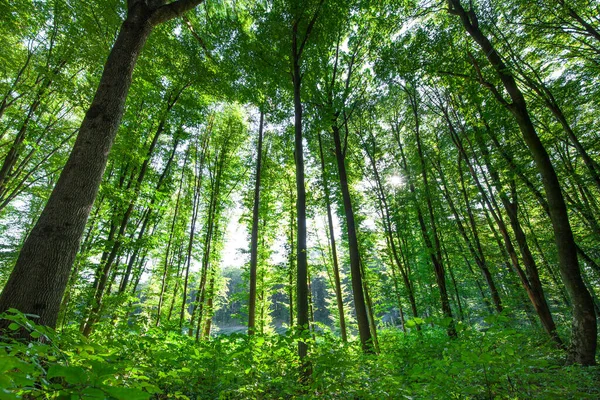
left=0, top=3, right=154, bottom=330
left=248, top=110, right=264, bottom=335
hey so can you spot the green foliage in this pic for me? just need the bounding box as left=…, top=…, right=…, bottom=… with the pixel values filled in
left=2, top=310, right=598, bottom=399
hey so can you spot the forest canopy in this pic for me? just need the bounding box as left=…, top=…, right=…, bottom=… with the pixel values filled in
left=0, top=0, right=599, bottom=398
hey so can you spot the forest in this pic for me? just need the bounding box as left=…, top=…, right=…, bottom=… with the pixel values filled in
left=0, top=0, right=599, bottom=398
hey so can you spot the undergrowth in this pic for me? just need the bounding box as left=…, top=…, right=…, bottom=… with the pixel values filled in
left=0, top=310, right=598, bottom=399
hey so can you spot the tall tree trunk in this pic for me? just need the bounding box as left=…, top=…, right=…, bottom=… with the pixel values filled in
left=447, top=0, right=596, bottom=364
left=156, top=148, right=188, bottom=326
left=0, top=0, right=205, bottom=333
left=331, top=123, right=373, bottom=350
left=181, top=133, right=209, bottom=330
left=364, top=132, right=418, bottom=321
left=0, top=4, right=154, bottom=330
left=287, top=179, right=295, bottom=328
left=201, top=272, right=216, bottom=340
left=292, top=26, right=309, bottom=365
left=447, top=115, right=561, bottom=344
left=316, top=130, right=347, bottom=342
left=120, top=112, right=185, bottom=293
left=400, top=88, right=455, bottom=337
left=167, top=241, right=186, bottom=322
left=248, top=110, right=264, bottom=335
left=485, top=121, right=600, bottom=282
left=431, top=142, right=502, bottom=314
left=469, top=120, right=563, bottom=345
left=456, top=156, right=503, bottom=313
left=360, top=259, right=379, bottom=353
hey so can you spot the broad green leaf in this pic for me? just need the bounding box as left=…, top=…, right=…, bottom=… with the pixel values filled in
left=47, top=365, right=88, bottom=385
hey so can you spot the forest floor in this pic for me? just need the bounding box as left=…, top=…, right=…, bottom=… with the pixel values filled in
left=1, top=311, right=599, bottom=399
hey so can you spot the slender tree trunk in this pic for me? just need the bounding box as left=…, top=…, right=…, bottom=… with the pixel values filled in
left=360, top=259, right=379, bottom=353
left=399, top=92, right=455, bottom=337
left=287, top=178, right=295, bottom=328
left=448, top=116, right=561, bottom=344
left=456, top=156, right=503, bottom=313
left=248, top=110, right=264, bottom=335
left=0, top=49, right=32, bottom=124
left=485, top=122, right=600, bottom=281
left=121, top=124, right=184, bottom=293
left=156, top=149, right=187, bottom=326
left=167, top=242, right=186, bottom=322
left=0, top=60, right=66, bottom=200
left=433, top=148, right=502, bottom=314
left=292, top=29, right=310, bottom=364
left=81, top=102, right=168, bottom=336
left=182, top=134, right=209, bottom=331
left=201, top=273, right=216, bottom=340
left=331, top=123, right=373, bottom=350
left=193, top=137, right=229, bottom=340
left=470, top=125, right=563, bottom=345
left=316, top=130, right=347, bottom=342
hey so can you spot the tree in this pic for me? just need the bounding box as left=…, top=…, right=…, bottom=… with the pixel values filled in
left=445, top=0, right=596, bottom=365
left=0, top=0, right=207, bottom=331
left=248, top=110, right=264, bottom=335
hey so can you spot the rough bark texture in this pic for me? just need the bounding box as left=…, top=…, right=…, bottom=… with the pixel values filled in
left=0, top=4, right=154, bottom=329
left=0, top=0, right=205, bottom=333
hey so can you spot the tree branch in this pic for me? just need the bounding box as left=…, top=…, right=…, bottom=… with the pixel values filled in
left=150, top=0, right=205, bottom=26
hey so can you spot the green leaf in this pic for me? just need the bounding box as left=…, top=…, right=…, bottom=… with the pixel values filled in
left=7, top=323, right=19, bottom=331
left=81, top=387, right=106, bottom=399
left=103, top=386, right=151, bottom=400
left=47, top=365, right=88, bottom=385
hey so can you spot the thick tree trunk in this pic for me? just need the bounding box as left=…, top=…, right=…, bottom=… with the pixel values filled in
left=0, top=5, right=154, bottom=330
left=248, top=110, right=264, bottom=335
